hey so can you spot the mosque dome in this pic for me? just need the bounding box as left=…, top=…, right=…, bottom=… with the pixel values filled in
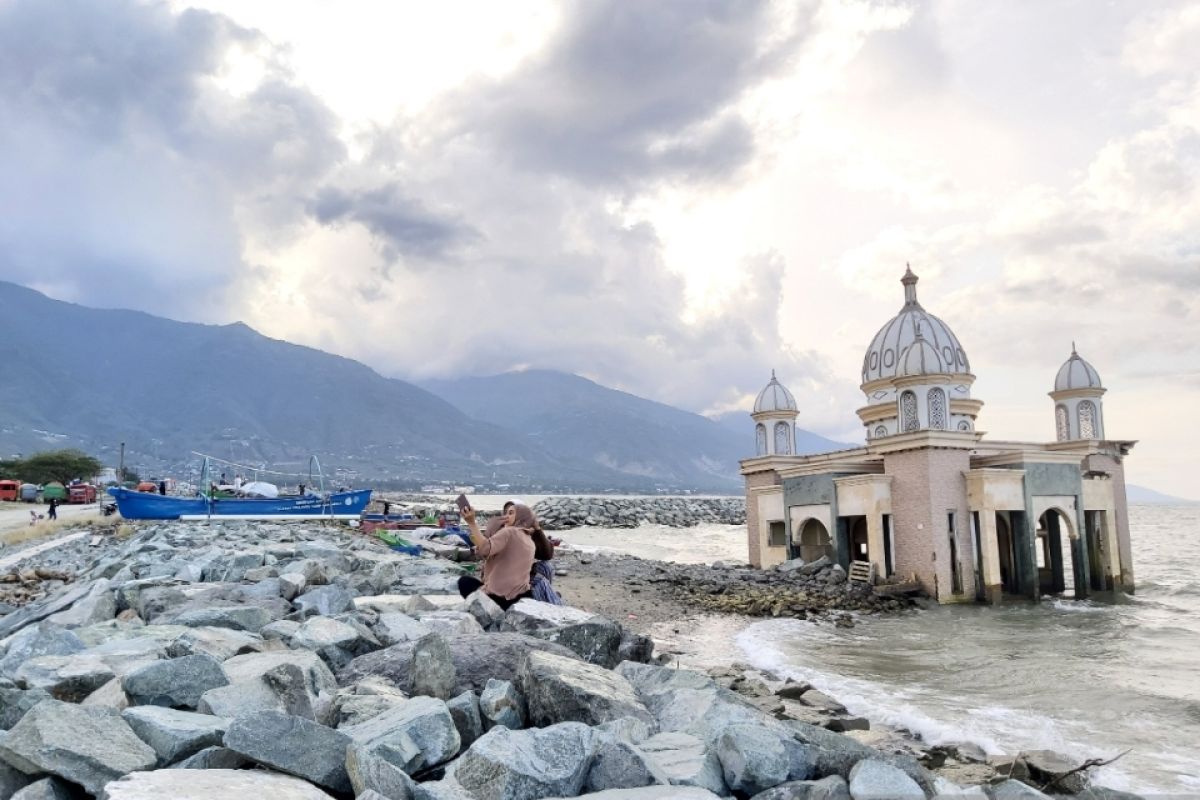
left=1054, top=346, right=1103, bottom=392
left=897, top=332, right=946, bottom=377
left=861, top=266, right=970, bottom=385
left=754, top=371, right=797, bottom=414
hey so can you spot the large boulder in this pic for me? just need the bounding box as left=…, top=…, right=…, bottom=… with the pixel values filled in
left=451, top=721, right=598, bottom=800
left=410, top=633, right=456, bottom=700
left=294, top=585, right=356, bottom=617
left=0, top=700, right=157, bottom=796
left=0, top=622, right=84, bottom=680
left=520, top=650, right=654, bottom=728
left=0, top=762, right=33, bottom=800
left=223, top=710, right=353, bottom=793
left=45, top=578, right=117, bottom=628
left=747, top=775, right=851, bottom=799
left=717, top=723, right=797, bottom=796
left=13, top=654, right=114, bottom=702
left=121, top=654, right=229, bottom=709
left=847, top=759, right=925, bottom=800
left=0, top=688, right=51, bottom=730
left=416, top=610, right=486, bottom=637
left=639, top=731, right=727, bottom=795
left=340, top=633, right=580, bottom=695
left=342, top=695, right=462, bottom=774
left=102, top=768, right=338, bottom=799
left=122, top=706, right=229, bottom=764
left=446, top=690, right=485, bottom=748
left=10, top=777, right=75, bottom=800
left=480, top=678, right=527, bottom=730
left=783, top=721, right=933, bottom=793
left=198, top=651, right=336, bottom=723
left=500, top=601, right=624, bottom=666
left=585, top=737, right=671, bottom=793
left=166, top=626, right=267, bottom=661
left=169, top=745, right=251, bottom=770
left=346, top=742, right=420, bottom=799
left=372, top=612, right=432, bottom=647
left=171, top=605, right=274, bottom=632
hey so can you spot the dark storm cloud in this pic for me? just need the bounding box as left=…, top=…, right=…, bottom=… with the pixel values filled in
left=449, top=0, right=812, bottom=188
left=0, top=0, right=345, bottom=318
left=311, top=184, right=479, bottom=264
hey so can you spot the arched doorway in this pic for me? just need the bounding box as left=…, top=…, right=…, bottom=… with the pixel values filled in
left=798, top=518, right=833, bottom=562
left=1037, top=509, right=1077, bottom=596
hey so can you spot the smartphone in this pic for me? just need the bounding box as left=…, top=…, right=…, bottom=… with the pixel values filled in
left=455, top=493, right=471, bottom=512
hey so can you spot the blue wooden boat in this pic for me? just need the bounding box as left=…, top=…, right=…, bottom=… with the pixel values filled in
left=107, top=486, right=373, bottom=521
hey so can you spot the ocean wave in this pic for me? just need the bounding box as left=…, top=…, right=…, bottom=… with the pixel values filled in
left=1045, top=597, right=1107, bottom=613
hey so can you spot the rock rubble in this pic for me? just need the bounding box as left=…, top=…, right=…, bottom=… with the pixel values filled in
left=533, top=497, right=745, bottom=530
left=0, top=519, right=1129, bottom=799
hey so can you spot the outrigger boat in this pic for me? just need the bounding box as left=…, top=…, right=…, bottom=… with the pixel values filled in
left=107, top=454, right=371, bottom=521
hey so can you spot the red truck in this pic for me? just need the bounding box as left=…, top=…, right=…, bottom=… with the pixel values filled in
left=68, top=484, right=97, bottom=504
left=0, top=479, right=19, bottom=502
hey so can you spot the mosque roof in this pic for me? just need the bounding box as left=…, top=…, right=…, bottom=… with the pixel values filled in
left=861, top=266, right=970, bottom=385
left=1054, top=345, right=1103, bottom=391
left=754, top=371, right=798, bottom=413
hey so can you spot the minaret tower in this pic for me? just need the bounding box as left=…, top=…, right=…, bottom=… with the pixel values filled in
left=1051, top=344, right=1106, bottom=441
left=752, top=371, right=799, bottom=456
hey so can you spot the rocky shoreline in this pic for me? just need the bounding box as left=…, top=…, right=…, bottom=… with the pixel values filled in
left=532, top=497, right=745, bottom=530
left=0, top=518, right=1136, bottom=799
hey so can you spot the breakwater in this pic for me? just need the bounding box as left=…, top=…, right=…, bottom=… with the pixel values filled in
left=533, top=496, right=745, bottom=529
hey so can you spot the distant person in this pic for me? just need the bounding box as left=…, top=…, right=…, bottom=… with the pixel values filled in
left=458, top=503, right=538, bottom=610
left=158, top=480, right=167, bottom=495
left=29, top=509, right=38, bottom=526
left=47, top=498, right=57, bottom=520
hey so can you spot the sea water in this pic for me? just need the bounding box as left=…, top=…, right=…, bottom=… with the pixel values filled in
left=543, top=503, right=1200, bottom=795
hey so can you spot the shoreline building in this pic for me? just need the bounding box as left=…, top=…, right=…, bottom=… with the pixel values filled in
left=741, top=268, right=1135, bottom=602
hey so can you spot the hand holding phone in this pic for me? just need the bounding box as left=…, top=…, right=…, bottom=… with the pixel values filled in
left=455, top=494, right=471, bottom=512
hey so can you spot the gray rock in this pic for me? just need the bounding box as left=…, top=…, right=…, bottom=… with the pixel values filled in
left=122, top=705, right=229, bottom=764
left=531, top=616, right=624, bottom=668
left=198, top=650, right=336, bottom=723
left=595, top=717, right=653, bottom=745
left=172, top=605, right=273, bottom=632
left=46, top=578, right=117, bottom=628
left=639, top=731, right=727, bottom=795
left=718, top=722, right=792, bottom=796
left=520, top=649, right=654, bottom=728
left=340, top=633, right=580, bottom=695
left=452, top=722, right=598, bottom=800
left=0, top=762, right=33, bottom=800
left=990, top=779, right=1052, bottom=799
left=0, top=622, right=84, bottom=680
left=169, top=745, right=250, bottom=770
left=346, top=742, right=420, bottom=799
left=417, top=610, right=485, bottom=637
left=14, top=653, right=115, bottom=702
left=102, top=768, right=339, bottom=798
left=0, top=688, right=52, bottom=730
left=373, top=612, right=432, bottom=647
left=223, top=710, right=353, bottom=793
left=279, top=572, right=307, bottom=600
left=1021, top=749, right=1090, bottom=794
left=167, top=626, right=265, bottom=660
left=292, top=616, right=362, bottom=651
left=463, top=590, right=504, bottom=631
left=480, top=678, right=527, bottom=730
left=447, top=690, right=485, bottom=748
left=586, top=737, right=671, bottom=792
left=81, top=676, right=130, bottom=709
left=799, top=557, right=831, bottom=576
left=618, top=630, right=655, bottom=664
left=548, top=789, right=722, bottom=799
left=336, top=693, right=406, bottom=727
left=261, top=619, right=302, bottom=641
left=0, top=583, right=94, bottom=640
left=0, top=699, right=157, bottom=796
left=750, top=775, right=851, bottom=800
left=295, top=585, right=355, bottom=617
left=412, top=777, right=475, bottom=800
left=411, top=633, right=456, bottom=700
left=847, top=759, right=925, bottom=800
left=122, top=654, right=229, bottom=708
left=342, top=695, right=461, bottom=774
left=10, top=777, right=74, bottom=800
left=500, top=598, right=595, bottom=634
left=784, top=721, right=933, bottom=793
left=776, top=558, right=807, bottom=573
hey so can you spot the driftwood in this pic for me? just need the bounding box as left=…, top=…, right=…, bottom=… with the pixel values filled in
left=1038, top=749, right=1131, bottom=793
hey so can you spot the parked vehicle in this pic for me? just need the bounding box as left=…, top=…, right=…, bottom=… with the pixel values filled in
left=135, top=481, right=159, bottom=493
left=20, top=483, right=38, bottom=502
left=0, top=479, right=19, bottom=502
left=41, top=482, right=67, bottom=503
left=68, top=483, right=97, bottom=504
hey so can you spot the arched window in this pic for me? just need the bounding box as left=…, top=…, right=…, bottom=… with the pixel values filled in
left=774, top=422, right=792, bottom=455
left=901, top=390, right=919, bottom=432
left=957, top=420, right=972, bottom=431
left=755, top=424, right=767, bottom=456
left=1078, top=401, right=1097, bottom=439
left=927, top=388, right=947, bottom=430
left=1055, top=404, right=1069, bottom=441
left=874, top=425, right=888, bottom=439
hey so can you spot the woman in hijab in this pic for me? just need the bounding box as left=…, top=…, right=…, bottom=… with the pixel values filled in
left=458, top=502, right=539, bottom=609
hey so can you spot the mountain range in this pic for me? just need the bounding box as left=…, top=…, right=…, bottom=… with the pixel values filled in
left=0, top=281, right=845, bottom=492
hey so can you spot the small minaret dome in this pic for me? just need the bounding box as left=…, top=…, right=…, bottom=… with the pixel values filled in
left=752, top=371, right=799, bottom=457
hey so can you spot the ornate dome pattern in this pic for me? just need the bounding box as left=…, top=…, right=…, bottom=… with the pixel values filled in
left=754, top=371, right=798, bottom=413
left=897, top=333, right=946, bottom=377
left=1054, top=346, right=1103, bottom=391
left=861, top=267, right=970, bottom=384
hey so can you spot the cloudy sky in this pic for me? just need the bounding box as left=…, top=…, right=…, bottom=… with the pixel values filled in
left=2, top=0, right=1197, bottom=498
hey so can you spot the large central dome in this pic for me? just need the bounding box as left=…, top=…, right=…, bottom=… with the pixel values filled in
left=861, top=267, right=970, bottom=385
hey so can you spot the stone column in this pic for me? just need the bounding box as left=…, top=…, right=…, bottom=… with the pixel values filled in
left=977, top=510, right=1002, bottom=604
left=867, top=513, right=887, bottom=581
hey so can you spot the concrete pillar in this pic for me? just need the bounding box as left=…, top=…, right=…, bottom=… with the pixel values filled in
left=867, top=513, right=887, bottom=581
left=977, top=509, right=1003, bottom=604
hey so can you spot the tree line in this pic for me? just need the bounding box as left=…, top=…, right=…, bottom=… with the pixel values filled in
left=0, top=449, right=106, bottom=486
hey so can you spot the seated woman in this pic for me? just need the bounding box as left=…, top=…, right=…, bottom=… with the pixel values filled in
left=458, top=503, right=538, bottom=610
